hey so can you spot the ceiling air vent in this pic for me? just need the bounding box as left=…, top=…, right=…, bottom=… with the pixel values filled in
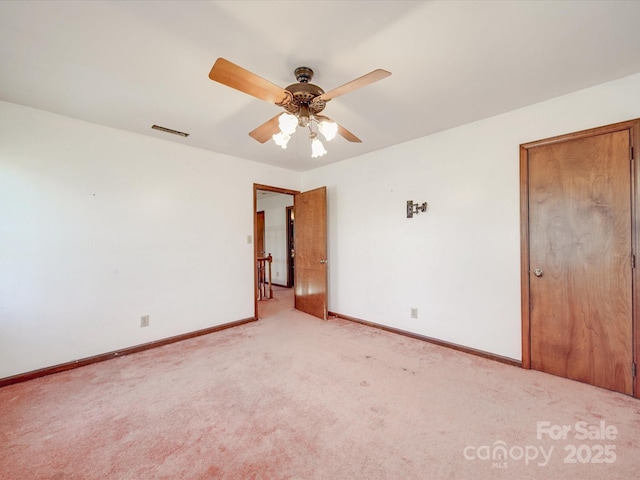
left=151, top=124, right=190, bottom=137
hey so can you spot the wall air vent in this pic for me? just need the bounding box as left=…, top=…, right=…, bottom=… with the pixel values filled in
left=151, top=124, right=190, bottom=137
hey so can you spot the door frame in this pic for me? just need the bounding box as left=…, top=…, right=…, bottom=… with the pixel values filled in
left=519, top=118, right=640, bottom=397
left=253, top=183, right=300, bottom=319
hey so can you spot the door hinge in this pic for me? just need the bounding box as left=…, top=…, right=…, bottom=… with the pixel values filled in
left=633, top=255, right=636, bottom=269
left=631, top=146, right=634, bottom=161
left=633, top=362, right=637, bottom=378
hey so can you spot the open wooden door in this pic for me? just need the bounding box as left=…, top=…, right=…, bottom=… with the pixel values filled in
left=256, top=211, right=265, bottom=257
left=294, top=187, right=328, bottom=319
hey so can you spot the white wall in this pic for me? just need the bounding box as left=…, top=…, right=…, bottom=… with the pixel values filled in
left=0, top=101, right=300, bottom=378
left=4, top=72, right=640, bottom=378
left=257, top=193, right=294, bottom=285
left=302, top=72, right=640, bottom=361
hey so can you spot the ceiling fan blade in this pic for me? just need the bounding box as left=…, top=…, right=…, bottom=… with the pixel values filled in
left=316, top=115, right=362, bottom=143
left=338, top=124, right=362, bottom=143
left=209, top=58, right=292, bottom=106
left=249, top=114, right=282, bottom=143
left=337, top=123, right=362, bottom=143
left=315, top=69, right=391, bottom=102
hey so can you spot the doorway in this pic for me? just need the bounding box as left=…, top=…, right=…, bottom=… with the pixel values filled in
left=255, top=186, right=296, bottom=319
left=520, top=119, right=640, bottom=397
left=253, top=184, right=328, bottom=321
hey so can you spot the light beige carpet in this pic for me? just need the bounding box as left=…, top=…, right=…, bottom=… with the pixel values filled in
left=1, top=287, right=639, bottom=479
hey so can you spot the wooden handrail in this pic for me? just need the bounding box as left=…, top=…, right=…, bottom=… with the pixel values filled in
left=257, top=253, right=273, bottom=300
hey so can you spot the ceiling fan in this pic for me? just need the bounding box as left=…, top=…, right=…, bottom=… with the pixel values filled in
left=208, top=58, right=391, bottom=157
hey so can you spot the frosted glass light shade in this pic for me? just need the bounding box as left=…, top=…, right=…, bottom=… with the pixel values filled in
left=272, top=131, right=290, bottom=148
left=278, top=113, right=298, bottom=135
left=318, top=120, right=338, bottom=141
left=311, top=137, right=327, bottom=158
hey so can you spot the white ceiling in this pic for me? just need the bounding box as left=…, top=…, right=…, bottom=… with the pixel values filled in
left=2, top=1, right=640, bottom=172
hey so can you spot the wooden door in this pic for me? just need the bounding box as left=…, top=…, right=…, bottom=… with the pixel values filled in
left=294, top=187, right=327, bottom=319
left=256, top=211, right=265, bottom=257
left=522, top=124, right=636, bottom=395
left=286, top=206, right=295, bottom=288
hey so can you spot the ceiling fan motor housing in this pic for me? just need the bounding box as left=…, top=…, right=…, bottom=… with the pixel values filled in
left=294, top=67, right=314, bottom=83
left=283, top=66, right=327, bottom=116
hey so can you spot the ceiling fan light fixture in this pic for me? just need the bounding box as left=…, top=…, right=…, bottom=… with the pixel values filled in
left=310, top=133, right=327, bottom=158
left=278, top=113, right=298, bottom=135
left=272, top=131, right=291, bottom=149
left=298, top=104, right=310, bottom=128
left=318, top=119, right=338, bottom=142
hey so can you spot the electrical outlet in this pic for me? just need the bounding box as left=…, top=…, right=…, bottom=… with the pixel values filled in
left=140, top=315, right=150, bottom=327
left=410, top=308, right=418, bottom=319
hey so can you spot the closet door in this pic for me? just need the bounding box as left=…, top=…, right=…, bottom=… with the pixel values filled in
left=522, top=122, right=637, bottom=395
